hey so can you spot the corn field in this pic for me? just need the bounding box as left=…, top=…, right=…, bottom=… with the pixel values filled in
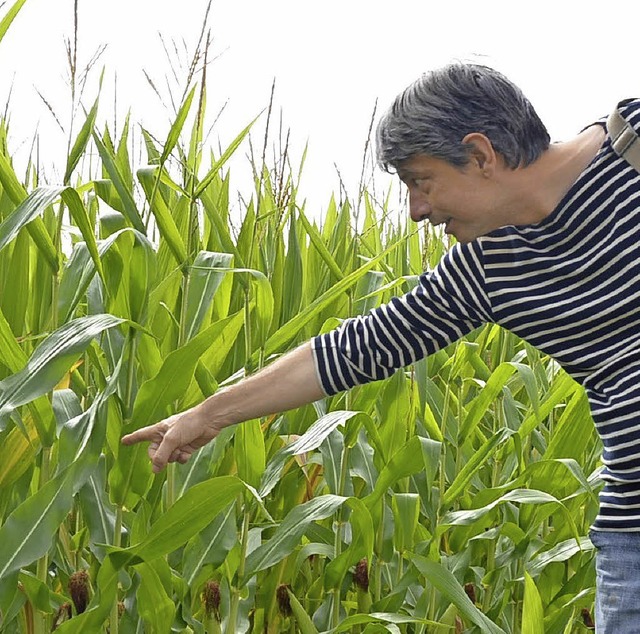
left=0, top=2, right=601, bottom=633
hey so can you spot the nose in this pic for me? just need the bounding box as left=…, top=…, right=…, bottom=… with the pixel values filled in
left=409, top=188, right=430, bottom=223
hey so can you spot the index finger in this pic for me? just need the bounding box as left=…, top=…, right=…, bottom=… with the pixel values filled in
left=121, top=424, right=163, bottom=446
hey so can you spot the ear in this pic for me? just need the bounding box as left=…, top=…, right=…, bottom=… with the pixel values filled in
left=462, top=133, right=497, bottom=175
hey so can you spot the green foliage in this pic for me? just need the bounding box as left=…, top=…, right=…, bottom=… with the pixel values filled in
left=0, top=9, right=600, bottom=634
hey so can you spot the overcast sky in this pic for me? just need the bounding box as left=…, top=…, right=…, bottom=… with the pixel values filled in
left=1, top=0, right=640, bottom=214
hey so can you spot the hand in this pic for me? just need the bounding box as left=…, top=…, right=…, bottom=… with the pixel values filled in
left=121, top=406, right=225, bottom=473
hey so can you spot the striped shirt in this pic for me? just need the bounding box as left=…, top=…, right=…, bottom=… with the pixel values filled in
left=312, top=100, right=640, bottom=532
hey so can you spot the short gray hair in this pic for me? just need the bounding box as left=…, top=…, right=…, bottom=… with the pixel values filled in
left=376, top=63, right=550, bottom=172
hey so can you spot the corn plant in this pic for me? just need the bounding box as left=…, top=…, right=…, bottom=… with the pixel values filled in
left=0, top=2, right=600, bottom=633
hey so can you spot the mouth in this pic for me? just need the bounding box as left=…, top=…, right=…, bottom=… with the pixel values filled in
left=430, top=216, right=452, bottom=231
left=418, top=213, right=453, bottom=232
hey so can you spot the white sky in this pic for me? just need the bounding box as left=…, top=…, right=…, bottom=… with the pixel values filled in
left=1, top=0, right=640, bottom=215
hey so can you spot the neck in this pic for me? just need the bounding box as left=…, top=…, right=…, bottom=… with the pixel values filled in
left=501, top=124, right=605, bottom=225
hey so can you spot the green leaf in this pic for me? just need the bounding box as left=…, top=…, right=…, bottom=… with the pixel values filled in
left=0, top=186, right=61, bottom=254
left=78, top=459, right=118, bottom=561
left=160, top=84, right=197, bottom=165
left=93, top=130, right=145, bottom=232
left=1, top=228, right=29, bottom=338
left=127, top=231, right=156, bottom=323
left=0, top=185, right=101, bottom=279
left=326, top=613, right=434, bottom=633
left=242, top=495, right=346, bottom=583
left=184, top=251, right=233, bottom=340
left=323, top=498, right=374, bottom=590
left=441, top=488, right=579, bottom=540
left=364, top=435, right=428, bottom=509
left=0, top=314, right=124, bottom=434
left=112, top=314, right=238, bottom=505
left=130, top=476, right=244, bottom=561
left=0, top=457, right=92, bottom=581
left=411, top=554, right=506, bottom=634
left=180, top=309, right=246, bottom=407
left=0, top=304, right=54, bottom=451
left=57, top=242, right=94, bottom=322
left=62, top=187, right=105, bottom=282
left=522, top=571, right=545, bottom=634
left=319, top=429, right=344, bottom=496
left=378, top=370, right=410, bottom=463
left=135, top=562, right=176, bottom=634
left=18, top=570, right=65, bottom=614
left=58, top=344, right=125, bottom=472
left=132, top=317, right=232, bottom=412
left=0, top=0, right=28, bottom=44
left=182, top=502, right=237, bottom=587
left=298, top=207, right=343, bottom=281
left=527, top=536, right=593, bottom=577
left=193, top=118, right=256, bottom=198
left=460, top=362, right=519, bottom=440
left=58, top=227, right=145, bottom=322
left=235, top=418, right=265, bottom=489
left=227, top=267, right=274, bottom=350
left=281, top=210, right=304, bottom=323
left=518, top=370, right=580, bottom=440
left=255, top=233, right=407, bottom=364
left=544, top=390, right=595, bottom=461
left=0, top=414, right=39, bottom=488
left=259, top=410, right=363, bottom=498
left=391, top=493, right=420, bottom=553
left=440, top=428, right=514, bottom=510
left=64, top=94, right=100, bottom=184
left=137, top=166, right=188, bottom=264
left=286, top=587, right=319, bottom=634
left=0, top=304, right=28, bottom=371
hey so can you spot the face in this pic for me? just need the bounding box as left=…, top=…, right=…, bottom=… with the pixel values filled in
left=397, top=153, right=499, bottom=244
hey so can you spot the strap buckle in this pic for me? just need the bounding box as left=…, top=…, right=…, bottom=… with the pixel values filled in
left=611, top=123, right=639, bottom=158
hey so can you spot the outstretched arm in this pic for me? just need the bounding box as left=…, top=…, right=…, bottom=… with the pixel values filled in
left=121, top=342, right=324, bottom=473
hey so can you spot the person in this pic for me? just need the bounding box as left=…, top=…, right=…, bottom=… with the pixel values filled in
left=122, top=63, right=640, bottom=633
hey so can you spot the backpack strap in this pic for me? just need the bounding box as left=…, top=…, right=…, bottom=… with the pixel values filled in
left=607, top=99, right=640, bottom=171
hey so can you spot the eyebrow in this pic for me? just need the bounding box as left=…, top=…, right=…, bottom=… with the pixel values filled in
left=398, top=170, right=429, bottom=181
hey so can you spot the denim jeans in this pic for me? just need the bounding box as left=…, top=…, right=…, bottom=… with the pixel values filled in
left=589, top=529, right=640, bottom=633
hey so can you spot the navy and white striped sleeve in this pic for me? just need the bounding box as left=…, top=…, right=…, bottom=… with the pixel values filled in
left=311, top=240, right=493, bottom=395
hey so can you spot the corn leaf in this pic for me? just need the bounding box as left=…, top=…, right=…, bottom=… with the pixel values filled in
left=182, top=502, right=237, bottom=587
left=184, top=251, right=233, bottom=340
left=64, top=94, right=100, bottom=184
left=411, top=554, right=506, bottom=634
left=138, top=166, right=188, bottom=264
left=0, top=314, right=124, bottom=432
left=0, top=353, right=123, bottom=581
left=440, top=427, right=515, bottom=510
left=112, top=313, right=242, bottom=505
left=0, top=0, right=28, bottom=43
left=0, top=153, right=58, bottom=271
left=135, top=562, right=176, bottom=634
left=522, top=571, right=545, bottom=634
left=160, top=84, right=197, bottom=165
left=323, top=497, right=374, bottom=590
left=131, top=476, right=244, bottom=561
left=92, top=130, right=145, bottom=232
left=259, top=410, right=363, bottom=498
left=242, top=495, right=346, bottom=583
left=257, top=233, right=406, bottom=362
left=193, top=118, right=256, bottom=199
